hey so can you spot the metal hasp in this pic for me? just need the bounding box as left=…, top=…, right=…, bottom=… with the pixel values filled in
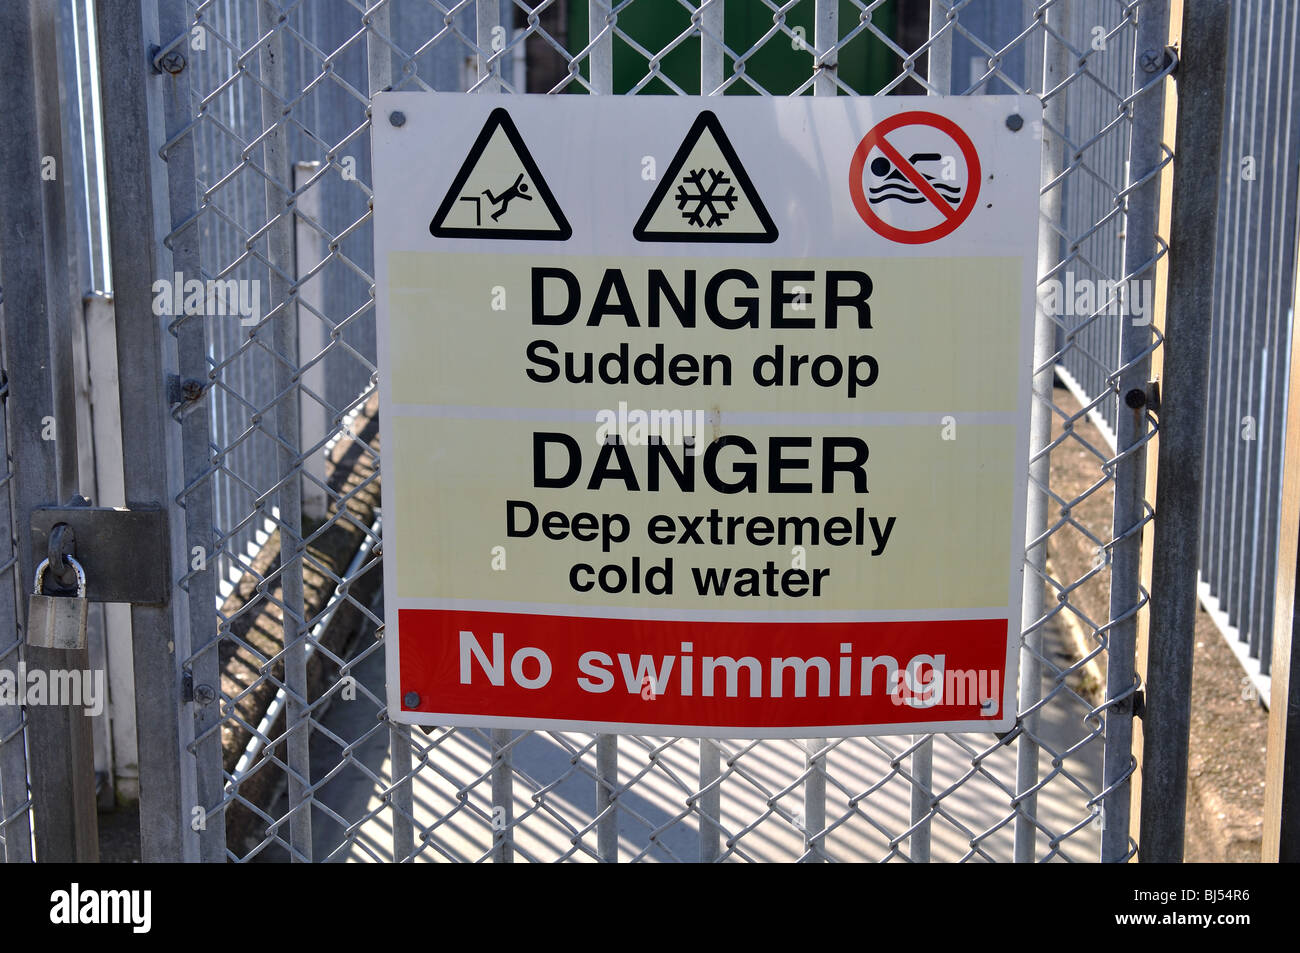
left=31, top=506, right=170, bottom=605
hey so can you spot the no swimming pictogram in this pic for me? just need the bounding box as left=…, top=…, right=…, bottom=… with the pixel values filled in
left=849, top=111, right=981, bottom=245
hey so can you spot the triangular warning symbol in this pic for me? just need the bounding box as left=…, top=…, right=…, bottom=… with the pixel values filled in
left=633, top=111, right=778, bottom=243
left=429, top=108, right=572, bottom=241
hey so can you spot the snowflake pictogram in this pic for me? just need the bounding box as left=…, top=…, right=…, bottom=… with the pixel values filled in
left=674, top=168, right=738, bottom=228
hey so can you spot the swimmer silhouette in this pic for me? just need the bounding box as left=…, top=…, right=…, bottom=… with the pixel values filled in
left=868, top=153, right=962, bottom=205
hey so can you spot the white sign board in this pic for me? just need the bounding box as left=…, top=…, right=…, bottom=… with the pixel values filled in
left=373, top=94, right=1042, bottom=738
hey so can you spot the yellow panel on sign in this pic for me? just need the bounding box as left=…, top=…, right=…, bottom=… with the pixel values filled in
left=388, top=252, right=1023, bottom=415
left=389, top=416, right=1016, bottom=611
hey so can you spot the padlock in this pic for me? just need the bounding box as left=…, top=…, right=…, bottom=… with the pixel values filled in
left=27, top=556, right=89, bottom=651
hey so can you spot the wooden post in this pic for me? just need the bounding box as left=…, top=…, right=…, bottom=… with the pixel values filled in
left=1130, top=0, right=1184, bottom=856
left=1263, top=225, right=1300, bottom=863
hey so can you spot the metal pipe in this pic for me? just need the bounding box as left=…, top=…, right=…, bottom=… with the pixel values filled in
left=589, top=0, right=613, bottom=95
left=696, top=0, right=724, bottom=863
left=146, top=0, right=228, bottom=864
left=490, top=728, right=514, bottom=862
left=699, top=0, right=724, bottom=95
left=909, top=738, right=933, bottom=862
left=803, top=738, right=827, bottom=861
left=813, top=0, right=836, bottom=97
left=1102, top=0, right=1170, bottom=863
left=596, top=735, right=618, bottom=861
left=927, top=1, right=952, bottom=94
left=476, top=0, right=502, bottom=93
left=258, top=0, right=311, bottom=862
left=908, top=0, right=951, bottom=864
left=698, top=739, right=722, bottom=862
left=1015, top=0, right=1070, bottom=864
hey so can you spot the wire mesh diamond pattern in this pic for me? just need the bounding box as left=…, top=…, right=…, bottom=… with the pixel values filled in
left=135, top=0, right=1172, bottom=862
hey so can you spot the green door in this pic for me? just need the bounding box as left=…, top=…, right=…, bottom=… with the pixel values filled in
left=566, top=0, right=901, bottom=95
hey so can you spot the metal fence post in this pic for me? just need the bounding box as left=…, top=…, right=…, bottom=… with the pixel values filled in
left=147, top=0, right=227, bottom=864
left=697, top=0, right=726, bottom=862
left=1101, top=0, right=1171, bottom=863
left=93, top=0, right=197, bottom=863
left=256, top=0, right=312, bottom=863
left=1015, top=0, right=1070, bottom=865
left=364, top=1, right=417, bottom=866
left=584, top=0, right=620, bottom=864
left=907, top=0, right=953, bottom=864
left=1138, top=0, right=1231, bottom=864
left=0, top=0, right=98, bottom=863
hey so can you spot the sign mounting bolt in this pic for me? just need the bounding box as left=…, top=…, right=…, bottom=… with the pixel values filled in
left=159, top=50, right=187, bottom=75
left=389, top=110, right=407, bottom=128
left=403, top=691, right=420, bottom=708
left=1005, top=114, right=1024, bottom=132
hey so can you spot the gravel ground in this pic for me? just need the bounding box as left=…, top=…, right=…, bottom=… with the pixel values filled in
left=1046, top=383, right=1266, bottom=863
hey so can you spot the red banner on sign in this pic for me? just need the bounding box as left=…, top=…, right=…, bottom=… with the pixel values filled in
left=397, top=609, right=1009, bottom=731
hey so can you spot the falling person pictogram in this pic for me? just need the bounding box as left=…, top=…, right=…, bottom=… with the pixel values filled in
left=483, top=173, right=532, bottom=220
left=429, top=107, right=572, bottom=240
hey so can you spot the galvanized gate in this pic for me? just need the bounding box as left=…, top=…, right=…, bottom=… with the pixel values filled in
left=0, top=0, right=1190, bottom=862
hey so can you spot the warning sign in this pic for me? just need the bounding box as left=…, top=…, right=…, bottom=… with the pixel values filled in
left=374, top=95, right=1042, bottom=738
left=849, top=111, right=981, bottom=244
left=429, top=108, right=572, bottom=240
left=633, top=111, right=778, bottom=243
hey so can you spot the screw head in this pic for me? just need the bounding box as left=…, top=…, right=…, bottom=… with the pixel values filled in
left=1124, top=387, right=1147, bottom=409
left=1005, top=113, right=1024, bottom=132
left=403, top=691, right=420, bottom=708
left=194, top=683, right=217, bottom=706
left=159, top=50, right=187, bottom=75
left=1140, top=48, right=1163, bottom=73
left=389, top=110, right=407, bottom=128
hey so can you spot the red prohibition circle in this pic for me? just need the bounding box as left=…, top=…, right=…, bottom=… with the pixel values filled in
left=849, top=111, right=982, bottom=244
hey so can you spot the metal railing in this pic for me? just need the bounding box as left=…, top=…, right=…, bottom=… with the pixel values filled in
left=1198, top=0, right=1299, bottom=700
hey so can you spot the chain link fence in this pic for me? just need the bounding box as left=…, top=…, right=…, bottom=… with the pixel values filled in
left=0, top=368, right=33, bottom=862
left=0, top=0, right=1176, bottom=861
